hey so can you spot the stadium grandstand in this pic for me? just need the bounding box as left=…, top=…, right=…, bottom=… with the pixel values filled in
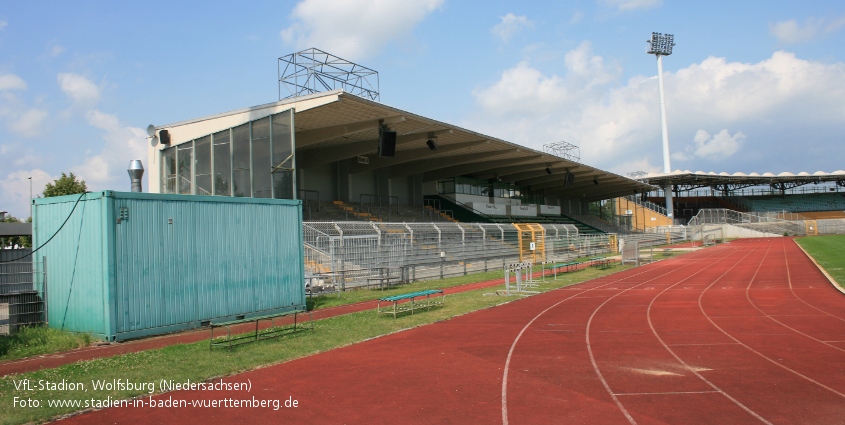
left=138, top=49, right=843, bottom=289
left=634, top=170, right=845, bottom=223
left=146, top=49, right=655, bottom=236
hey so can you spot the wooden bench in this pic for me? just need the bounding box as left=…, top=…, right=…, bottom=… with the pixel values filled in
left=209, top=309, right=314, bottom=350
left=378, top=289, right=444, bottom=318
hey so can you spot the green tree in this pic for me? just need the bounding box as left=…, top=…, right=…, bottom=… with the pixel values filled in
left=43, top=172, right=87, bottom=197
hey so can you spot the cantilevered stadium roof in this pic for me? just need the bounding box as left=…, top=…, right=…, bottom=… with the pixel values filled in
left=640, top=170, right=845, bottom=192
left=158, top=90, right=653, bottom=202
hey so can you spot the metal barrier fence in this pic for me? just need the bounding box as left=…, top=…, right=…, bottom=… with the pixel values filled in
left=303, top=222, right=594, bottom=289
left=302, top=221, right=693, bottom=289
left=688, top=209, right=807, bottom=236
left=0, top=250, right=46, bottom=335
left=815, top=219, right=845, bottom=235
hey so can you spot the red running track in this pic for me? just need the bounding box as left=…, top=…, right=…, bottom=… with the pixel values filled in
left=0, top=270, right=553, bottom=377
left=58, top=239, right=845, bottom=424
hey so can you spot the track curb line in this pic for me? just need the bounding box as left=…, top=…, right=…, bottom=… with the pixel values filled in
left=794, top=240, right=845, bottom=295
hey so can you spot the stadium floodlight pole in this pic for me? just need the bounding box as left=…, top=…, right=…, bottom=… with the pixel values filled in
left=647, top=32, right=676, bottom=222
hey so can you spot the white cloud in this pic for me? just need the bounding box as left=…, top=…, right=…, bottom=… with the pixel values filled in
left=0, top=169, right=54, bottom=219
left=9, top=108, right=48, bottom=138
left=466, top=46, right=845, bottom=175
left=57, top=73, right=100, bottom=104
left=492, top=13, right=533, bottom=42
left=770, top=15, right=845, bottom=44
left=13, top=154, right=43, bottom=168
left=689, top=129, right=745, bottom=159
left=280, top=0, right=443, bottom=60
left=70, top=110, right=147, bottom=190
left=50, top=45, right=65, bottom=57
left=0, top=20, right=7, bottom=30
left=770, top=19, right=818, bottom=44
left=0, top=77, right=49, bottom=138
left=0, top=74, right=27, bottom=91
left=599, top=0, right=662, bottom=11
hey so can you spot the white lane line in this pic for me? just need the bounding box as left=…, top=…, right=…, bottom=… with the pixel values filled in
left=585, top=248, right=732, bottom=425
left=785, top=238, right=845, bottom=322
left=615, top=391, right=721, bottom=396
left=699, top=240, right=845, bottom=400
left=500, top=251, right=715, bottom=425
left=744, top=240, right=845, bottom=353
left=647, top=241, right=774, bottom=425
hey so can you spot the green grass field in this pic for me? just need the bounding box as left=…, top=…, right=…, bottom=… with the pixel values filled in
left=0, top=263, right=634, bottom=425
left=0, top=327, right=92, bottom=362
left=796, top=234, right=845, bottom=289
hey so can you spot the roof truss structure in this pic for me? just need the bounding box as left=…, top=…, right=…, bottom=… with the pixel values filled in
left=642, top=171, right=845, bottom=195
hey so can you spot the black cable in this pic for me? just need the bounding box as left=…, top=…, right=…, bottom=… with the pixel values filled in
left=0, top=192, right=89, bottom=263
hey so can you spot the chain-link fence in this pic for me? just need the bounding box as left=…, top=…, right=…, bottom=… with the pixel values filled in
left=815, top=219, right=845, bottom=235
left=0, top=250, right=46, bottom=335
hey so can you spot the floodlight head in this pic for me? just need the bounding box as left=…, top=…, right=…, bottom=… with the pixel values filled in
left=545, top=167, right=553, bottom=175
left=646, top=32, right=674, bottom=56
left=426, top=137, right=438, bottom=151
left=593, top=177, right=599, bottom=186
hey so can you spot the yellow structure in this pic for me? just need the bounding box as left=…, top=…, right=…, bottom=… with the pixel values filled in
left=805, top=220, right=819, bottom=236
left=512, top=223, right=546, bottom=264
left=614, top=197, right=672, bottom=231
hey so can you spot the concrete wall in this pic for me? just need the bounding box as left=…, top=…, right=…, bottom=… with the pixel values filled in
left=350, top=168, right=375, bottom=203
left=300, top=163, right=335, bottom=201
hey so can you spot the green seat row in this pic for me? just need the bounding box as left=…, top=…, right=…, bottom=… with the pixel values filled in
left=378, top=289, right=445, bottom=318
left=379, top=289, right=443, bottom=302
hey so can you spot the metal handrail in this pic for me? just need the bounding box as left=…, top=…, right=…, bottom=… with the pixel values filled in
left=298, top=189, right=321, bottom=212
left=360, top=194, right=399, bottom=214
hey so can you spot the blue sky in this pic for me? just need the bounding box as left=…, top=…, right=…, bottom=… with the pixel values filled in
left=2, top=0, right=845, bottom=218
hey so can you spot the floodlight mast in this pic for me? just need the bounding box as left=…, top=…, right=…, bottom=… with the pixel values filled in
left=647, top=32, right=675, bottom=221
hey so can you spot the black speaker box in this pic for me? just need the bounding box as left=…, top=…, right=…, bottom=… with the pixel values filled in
left=159, top=129, right=171, bottom=144
left=378, top=128, right=396, bottom=157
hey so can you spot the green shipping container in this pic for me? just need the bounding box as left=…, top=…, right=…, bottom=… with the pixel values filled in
left=32, top=191, right=304, bottom=341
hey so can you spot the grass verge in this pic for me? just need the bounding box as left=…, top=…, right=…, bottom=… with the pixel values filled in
left=0, top=328, right=93, bottom=362
left=0, top=264, right=631, bottom=425
left=795, top=234, right=845, bottom=289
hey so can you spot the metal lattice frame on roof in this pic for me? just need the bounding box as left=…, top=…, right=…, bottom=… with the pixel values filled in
left=543, top=141, right=580, bottom=162
left=627, top=171, right=648, bottom=181
left=278, top=48, right=379, bottom=101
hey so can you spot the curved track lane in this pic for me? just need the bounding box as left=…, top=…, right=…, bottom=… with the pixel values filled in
left=56, top=239, right=845, bottom=424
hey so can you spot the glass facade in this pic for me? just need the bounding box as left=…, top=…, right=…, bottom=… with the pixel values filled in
left=437, top=176, right=545, bottom=204
left=160, top=109, right=296, bottom=199
left=212, top=130, right=231, bottom=196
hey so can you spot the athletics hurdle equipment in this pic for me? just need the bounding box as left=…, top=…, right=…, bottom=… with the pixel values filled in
left=486, top=262, right=540, bottom=296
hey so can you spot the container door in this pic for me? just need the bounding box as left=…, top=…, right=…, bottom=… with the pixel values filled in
left=113, top=198, right=190, bottom=334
